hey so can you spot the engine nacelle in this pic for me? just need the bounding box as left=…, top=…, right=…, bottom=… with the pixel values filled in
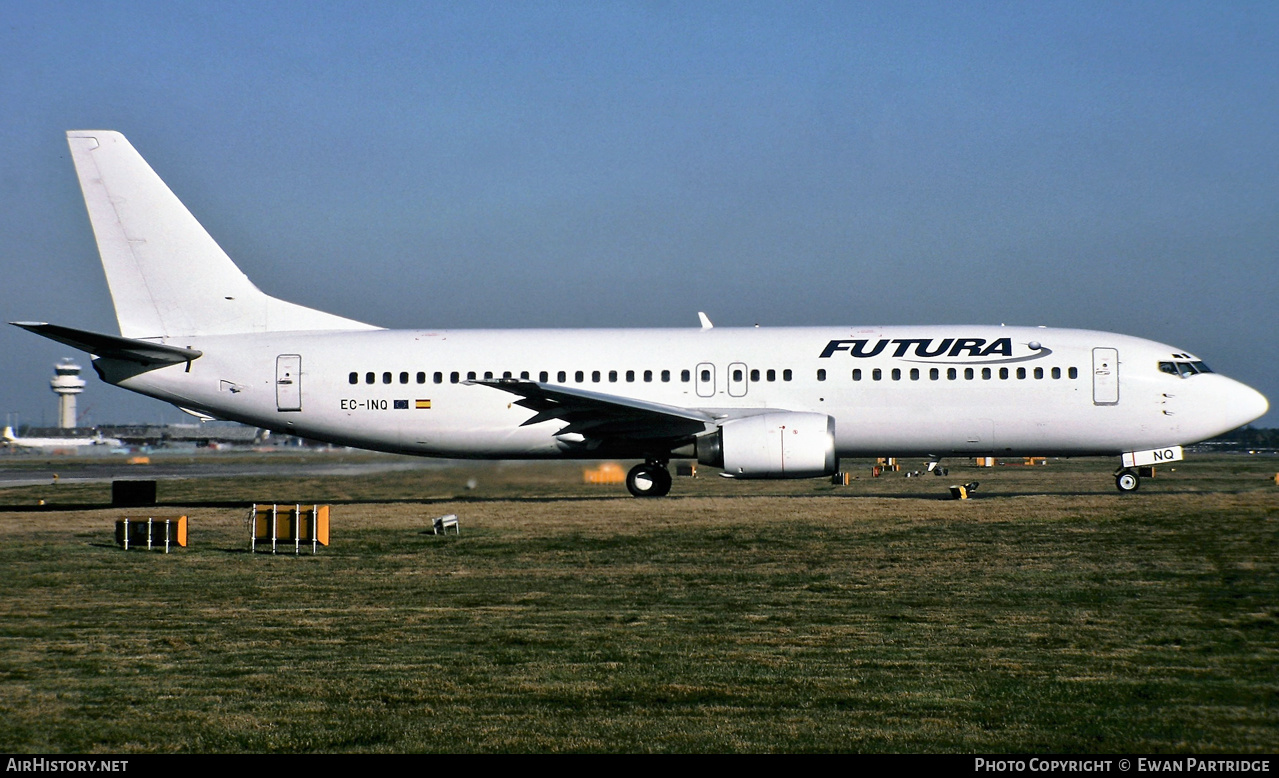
left=696, top=412, right=837, bottom=479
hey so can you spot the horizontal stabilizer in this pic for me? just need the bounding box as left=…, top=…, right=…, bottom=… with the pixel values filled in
left=11, top=322, right=202, bottom=366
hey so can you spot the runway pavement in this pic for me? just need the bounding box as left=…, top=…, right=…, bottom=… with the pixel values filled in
left=0, top=450, right=447, bottom=488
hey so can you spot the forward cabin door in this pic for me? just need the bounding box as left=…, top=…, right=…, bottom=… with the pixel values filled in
left=276, top=354, right=302, bottom=412
left=1092, top=348, right=1119, bottom=405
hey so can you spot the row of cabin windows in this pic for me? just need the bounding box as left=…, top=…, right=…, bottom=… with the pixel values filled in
left=347, top=368, right=797, bottom=386
left=731, top=368, right=793, bottom=382
left=347, top=366, right=1076, bottom=386
left=827, top=366, right=1078, bottom=382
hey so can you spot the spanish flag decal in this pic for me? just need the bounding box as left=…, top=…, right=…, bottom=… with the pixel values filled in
left=416, top=399, right=432, bottom=409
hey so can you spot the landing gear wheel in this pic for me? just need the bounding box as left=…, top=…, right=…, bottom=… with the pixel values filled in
left=1115, top=470, right=1140, bottom=493
left=626, top=463, right=672, bottom=498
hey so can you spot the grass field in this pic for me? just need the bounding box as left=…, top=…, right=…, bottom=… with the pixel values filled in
left=0, top=453, right=1276, bottom=753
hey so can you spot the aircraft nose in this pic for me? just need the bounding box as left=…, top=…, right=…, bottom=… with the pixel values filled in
left=1226, top=380, right=1269, bottom=429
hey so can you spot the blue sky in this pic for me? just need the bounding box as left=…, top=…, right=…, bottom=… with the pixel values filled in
left=2, top=1, right=1276, bottom=428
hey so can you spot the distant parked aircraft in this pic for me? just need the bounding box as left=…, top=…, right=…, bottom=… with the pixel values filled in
left=2, top=426, right=122, bottom=450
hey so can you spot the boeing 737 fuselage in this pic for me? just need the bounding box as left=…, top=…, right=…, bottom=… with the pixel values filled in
left=13, top=132, right=1269, bottom=496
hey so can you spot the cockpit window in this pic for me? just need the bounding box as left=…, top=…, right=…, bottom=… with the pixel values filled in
left=1160, top=360, right=1214, bottom=377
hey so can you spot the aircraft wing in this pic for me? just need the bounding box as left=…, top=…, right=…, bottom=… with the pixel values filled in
left=469, top=379, right=716, bottom=440
left=11, top=322, right=202, bottom=366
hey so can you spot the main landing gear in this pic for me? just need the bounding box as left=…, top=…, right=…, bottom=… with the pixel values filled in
left=1114, top=468, right=1140, bottom=493
left=626, top=460, right=672, bottom=498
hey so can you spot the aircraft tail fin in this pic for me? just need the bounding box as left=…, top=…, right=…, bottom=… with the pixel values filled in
left=2, top=426, right=15, bottom=442
left=66, top=131, right=379, bottom=339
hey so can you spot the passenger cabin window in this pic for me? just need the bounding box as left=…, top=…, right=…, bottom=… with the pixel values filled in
left=575, top=371, right=584, bottom=383
left=366, top=372, right=375, bottom=385
left=383, top=372, right=392, bottom=384
left=434, top=372, right=443, bottom=384
left=417, top=371, right=427, bottom=384
left=816, top=369, right=825, bottom=381
left=852, top=369, right=862, bottom=381
left=891, top=368, right=901, bottom=381
left=450, top=372, right=460, bottom=384
left=557, top=371, right=566, bottom=383
left=766, top=369, right=776, bottom=382
left=399, top=371, right=409, bottom=384
left=592, top=371, right=601, bottom=383
left=1034, top=367, right=1044, bottom=379
left=1051, top=367, right=1061, bottom=379
left=467, top=371, right=477, bottom=381
left=609, top=370, right=618, bottom=382
left=661, top=370, right=670, bottom=382
left=349, top=372, right=358, bottom=385
left=783, top=369, right=793, bottom=381
left=930, top=368, right=939, bottom=380
left=681, top=370, right=691, bottom=382
left=872, top=368, right=882, bottom=381
left=750, top=369, right=760, bottom=382
left=910, top=368, right=919, bottom=381
left=1068, top=367, right=1078, bottom=379
left=626, top=370, right=635, bottom=382
left=644, top=370, right=653, bottom=382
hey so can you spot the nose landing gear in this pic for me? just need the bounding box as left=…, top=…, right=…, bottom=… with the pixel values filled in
left=626, top=460, right=672, bottom=497
left=1114, top=468, right=1140, bottom=492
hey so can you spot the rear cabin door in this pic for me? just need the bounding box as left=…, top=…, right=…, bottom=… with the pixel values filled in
left=1092, top=348, right=1119, bottom=405
left=276, top=354, right=302, bottom=412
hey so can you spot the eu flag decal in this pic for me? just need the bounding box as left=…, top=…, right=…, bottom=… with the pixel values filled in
left=393, top=399, right=409, bottom=410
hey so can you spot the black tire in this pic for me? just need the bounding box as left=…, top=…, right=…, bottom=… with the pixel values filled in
left=1115, top=470, right=1140, bottom=492
left=626, top=463, right=672, bottom=497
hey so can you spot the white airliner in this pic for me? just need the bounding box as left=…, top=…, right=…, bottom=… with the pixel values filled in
left=2, top=426, right=123, bottom=451
left=12, top=131, right=1269, bottom=495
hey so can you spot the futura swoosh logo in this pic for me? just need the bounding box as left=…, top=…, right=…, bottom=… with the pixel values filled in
left=900, top=347, right=1053, bottom=365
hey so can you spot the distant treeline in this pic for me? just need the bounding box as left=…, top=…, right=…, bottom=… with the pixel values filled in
left=1202, top=426, right=1279, bottom=450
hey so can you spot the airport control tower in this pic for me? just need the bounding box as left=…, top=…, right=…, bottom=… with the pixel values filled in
left=50, top=358, right=86, bottom=429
